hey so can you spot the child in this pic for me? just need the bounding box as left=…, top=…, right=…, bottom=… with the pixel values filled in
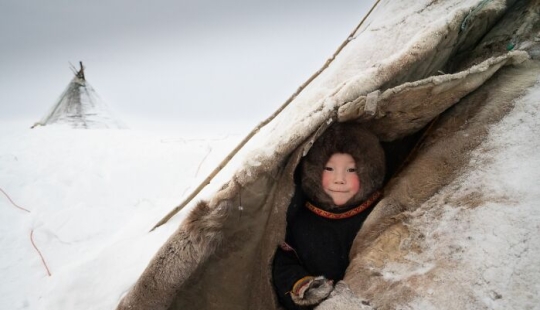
left=272, top=122, right=385, bottom=309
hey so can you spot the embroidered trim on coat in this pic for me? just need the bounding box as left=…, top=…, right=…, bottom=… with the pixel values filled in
left=305, top=191, right=381, bottom=220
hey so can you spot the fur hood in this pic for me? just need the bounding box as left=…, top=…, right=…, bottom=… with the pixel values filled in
left=300, top=122, right=385, bottom=210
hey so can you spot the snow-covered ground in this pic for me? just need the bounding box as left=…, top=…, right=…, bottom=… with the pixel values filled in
left=1, top=82, right=540, bottom=310
left=0, top=120, right=251, bottom=310
left=2, top=1, right=540, bottom=308
left=3, top=77, right=540, bottom=310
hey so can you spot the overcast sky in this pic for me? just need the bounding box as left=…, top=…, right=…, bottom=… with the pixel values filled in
left=0, top=0, right=371, bottom=127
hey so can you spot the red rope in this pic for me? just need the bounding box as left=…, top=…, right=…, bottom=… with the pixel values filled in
left=0, top=186, right=51, bottom=276
left=30, top=229, right=52, bottom=277
left=0, top=187, right=31, bottom=213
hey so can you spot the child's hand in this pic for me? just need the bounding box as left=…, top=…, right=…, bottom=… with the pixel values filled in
left=291, top=276, right=334, bottom=306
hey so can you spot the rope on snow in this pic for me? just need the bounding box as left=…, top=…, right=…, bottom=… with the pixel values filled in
left=0, top=187, right=31, bottom=213
left=30, top=229, right=52, bottom=277
left=1, top=186, right=52, bottom=276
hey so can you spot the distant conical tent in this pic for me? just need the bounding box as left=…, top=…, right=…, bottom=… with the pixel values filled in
left=33, top=62, right=125, bottom=129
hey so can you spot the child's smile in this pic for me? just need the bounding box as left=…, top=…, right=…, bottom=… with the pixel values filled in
left=321, top=153, right=361, bottom=206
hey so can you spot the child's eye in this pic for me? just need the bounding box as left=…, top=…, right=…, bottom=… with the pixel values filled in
left=347, top=168, right=357, bottom=173
left=324, top=167, right=333, bottom=171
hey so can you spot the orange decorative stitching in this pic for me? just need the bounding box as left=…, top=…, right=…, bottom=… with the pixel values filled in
left=305, top=191, right=381, bottom=219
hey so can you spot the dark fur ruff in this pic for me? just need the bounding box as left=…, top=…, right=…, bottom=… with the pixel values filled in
left=301, top=122, right=385, bottom=210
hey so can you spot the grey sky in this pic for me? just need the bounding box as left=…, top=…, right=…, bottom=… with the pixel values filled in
left=0, top=0, right=371, bottom=126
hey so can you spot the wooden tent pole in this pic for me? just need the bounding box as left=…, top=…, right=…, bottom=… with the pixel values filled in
left=78, top=61, right=85, bottom=80
left=150, top=0, right=383, bottom=232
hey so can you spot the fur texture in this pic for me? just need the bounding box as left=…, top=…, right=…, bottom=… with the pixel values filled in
left=340, top=58, right=540, bottom=309
left=115, top=2, right=529, bottom=309
left=116, top=200, right=232, bottom=310
left=317, top=281, right=373, bottom=310
left=301, top=123, right=385, bottom=210
left=343, top=63, right=540, bottom=309
left=116, top=58, right=531, bottom=310
left=290, top=276, right=334, bottom=306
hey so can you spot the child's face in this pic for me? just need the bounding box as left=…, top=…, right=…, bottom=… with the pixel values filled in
left=321, top=153, right=361, bottom=206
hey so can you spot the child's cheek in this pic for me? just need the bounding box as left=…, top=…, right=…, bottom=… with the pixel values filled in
left=349, top=175, right=361, bottom=194
left=321, top=171, right=331, bottom=190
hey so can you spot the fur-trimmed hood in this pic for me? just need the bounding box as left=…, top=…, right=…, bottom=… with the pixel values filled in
left=300, top=122, right=385, bottom=210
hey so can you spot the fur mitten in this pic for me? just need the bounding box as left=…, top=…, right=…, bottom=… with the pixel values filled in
left=316, top=281, right=373, bottom=310
left=290, top=276, right=334, bottom=306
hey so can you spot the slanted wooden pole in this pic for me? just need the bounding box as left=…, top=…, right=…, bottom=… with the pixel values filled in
left=149, top=0, right=383, bottom=231
left=77, top=61, right=85, bottom=80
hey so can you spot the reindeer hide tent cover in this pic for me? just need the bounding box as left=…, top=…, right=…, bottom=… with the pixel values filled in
left=118, top=0, right=540, bottom=309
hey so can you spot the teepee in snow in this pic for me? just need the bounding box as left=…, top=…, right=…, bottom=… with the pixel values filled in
left=32, top=62, right=125, bottom=129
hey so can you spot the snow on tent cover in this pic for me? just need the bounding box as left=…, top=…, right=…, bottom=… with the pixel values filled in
left=32, top=62, right=125, bottom=129
left=117, top=0, right=540, bottom=309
